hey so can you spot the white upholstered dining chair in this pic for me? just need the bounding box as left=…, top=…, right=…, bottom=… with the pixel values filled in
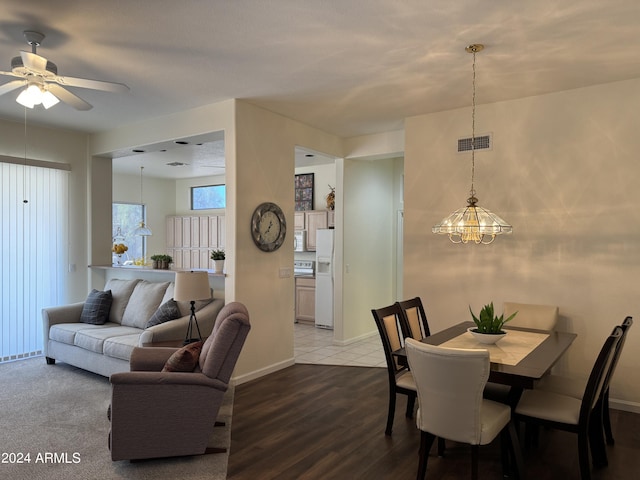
left=503, top=302, right=559, bottom=331
left=406, top=338, right=523, bottom=480
left=484, top=302, right=559, bottom=403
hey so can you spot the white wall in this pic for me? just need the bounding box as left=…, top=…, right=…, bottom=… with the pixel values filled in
left=404, top=78, right=640, bottom=410
left=341, top=157, right=398, bottom=342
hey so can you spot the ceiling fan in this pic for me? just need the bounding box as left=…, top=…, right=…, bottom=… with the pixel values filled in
left=0, top=30, right=129, bottom=111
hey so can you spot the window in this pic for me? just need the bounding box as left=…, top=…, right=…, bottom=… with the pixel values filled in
left=112, top=203, right=146, bottom=262
left=0, top=162, right=68, bottom=363
left=191, top=184, right=226, bottom=210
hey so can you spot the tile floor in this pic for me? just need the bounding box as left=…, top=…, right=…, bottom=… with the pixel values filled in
left=294, top=322, right=386, bottom=368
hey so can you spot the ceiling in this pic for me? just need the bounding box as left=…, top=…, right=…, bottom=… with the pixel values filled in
left=2, top=1, right=640, bottom=177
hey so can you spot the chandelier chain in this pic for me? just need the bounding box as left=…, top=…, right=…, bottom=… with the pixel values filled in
left=470, top=48, right=477, bottom=199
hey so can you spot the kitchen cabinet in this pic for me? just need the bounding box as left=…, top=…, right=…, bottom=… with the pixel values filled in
left=294, top=212, right=305, bottom=230
left=293, top=210, right=328, bottom=251
left=166, top=214, right=225, bottom=270
left=295, top=276, right=316, bottom=323
left=305, top=211, right=328, bottom=251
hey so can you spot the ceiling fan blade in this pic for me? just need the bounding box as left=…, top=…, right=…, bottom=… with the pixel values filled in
left=0, top=79, right=25, bottom=95
left=48, top=84, right=92, bottom=111
left=20, top=51, right=48, bottom=73
left=0, top=70, right=22, bottom=79
left=54, top=75, right=129, bottom=93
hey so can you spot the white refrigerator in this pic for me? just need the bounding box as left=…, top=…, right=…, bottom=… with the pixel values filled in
left=315, top=229, right=334, bottom=329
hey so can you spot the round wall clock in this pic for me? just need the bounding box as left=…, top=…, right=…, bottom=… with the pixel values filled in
left=251, top=202, right=287, bottom=252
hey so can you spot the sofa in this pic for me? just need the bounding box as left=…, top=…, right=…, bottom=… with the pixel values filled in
left=42, top=278, right=225, bottom=377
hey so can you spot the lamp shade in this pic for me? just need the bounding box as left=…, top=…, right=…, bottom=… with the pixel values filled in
left=173, top=271, right=211, bottom=302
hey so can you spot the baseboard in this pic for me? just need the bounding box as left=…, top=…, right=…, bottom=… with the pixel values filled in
left=610, top=398, right=640, bottom=414
left=231, top=357, right=295, bottom=385
left=332, top=330, right=378, bottom=347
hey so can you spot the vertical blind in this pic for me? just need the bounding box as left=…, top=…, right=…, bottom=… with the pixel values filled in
left=0, top=161, right=69, bottom=363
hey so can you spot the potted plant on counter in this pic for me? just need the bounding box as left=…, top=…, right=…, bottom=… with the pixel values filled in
left=150, top=254, right=173, bottom=270
left=210, top=249, right=225, bottom=273
left=468, top=302, right=518, bottom=344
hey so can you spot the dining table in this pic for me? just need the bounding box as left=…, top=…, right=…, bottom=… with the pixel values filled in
left=393, top=321, right=577, bottom=405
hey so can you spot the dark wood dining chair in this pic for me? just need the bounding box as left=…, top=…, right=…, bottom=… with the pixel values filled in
left=371, top=304, right=416, bottom=436
left=514, top=326, right=624, bottom=480
left=397, top=297, right=431, bottom=340
left=536, top=316, right=633, bottom=445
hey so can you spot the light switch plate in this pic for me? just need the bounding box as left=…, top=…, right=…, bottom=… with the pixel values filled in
left=279, top=267, right=292, bottom=278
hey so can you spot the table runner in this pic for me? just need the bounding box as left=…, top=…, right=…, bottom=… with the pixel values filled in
left=439, top=328, right=549, bottom=366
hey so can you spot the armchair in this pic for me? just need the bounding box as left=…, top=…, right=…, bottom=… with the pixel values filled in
left=108, top=302, right=250, bottom=461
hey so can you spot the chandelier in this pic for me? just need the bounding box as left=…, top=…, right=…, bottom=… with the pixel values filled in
left=432, top=44, right=512, bottom=245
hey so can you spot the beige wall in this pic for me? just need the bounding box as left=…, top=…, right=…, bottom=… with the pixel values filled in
left=404, top=78, right=640, bottom=411
left=231, top=101, right=343, bottom=381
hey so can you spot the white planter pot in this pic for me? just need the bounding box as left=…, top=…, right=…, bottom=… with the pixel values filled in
left=213, top=259, right=225, bottom=273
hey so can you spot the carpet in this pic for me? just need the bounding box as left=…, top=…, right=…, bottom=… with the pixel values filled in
left=0, top=357, right=232, bottom=480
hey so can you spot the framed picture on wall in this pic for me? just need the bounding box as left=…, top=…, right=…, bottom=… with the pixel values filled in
left=295, top=173, right=314, bottom=211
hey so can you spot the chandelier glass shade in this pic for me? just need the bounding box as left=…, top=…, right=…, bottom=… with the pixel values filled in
left=16, top=82, right=60, bottom=109
left=133, top=166, right=152, bottom=236
left=432, top=44, right=511, bottom=245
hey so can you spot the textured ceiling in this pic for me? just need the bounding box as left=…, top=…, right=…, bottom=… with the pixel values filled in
left=1, top=0, right=640, bottom=177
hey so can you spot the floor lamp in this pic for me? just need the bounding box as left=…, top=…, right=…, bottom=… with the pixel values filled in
left=173, top=271, right=212, bottom=345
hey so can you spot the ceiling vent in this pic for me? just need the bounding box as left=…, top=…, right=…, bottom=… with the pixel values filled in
left=458, top=133, right=492, bottom=153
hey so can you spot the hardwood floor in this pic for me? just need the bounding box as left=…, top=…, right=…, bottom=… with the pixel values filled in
left=228, top=364, right=640, bottom=479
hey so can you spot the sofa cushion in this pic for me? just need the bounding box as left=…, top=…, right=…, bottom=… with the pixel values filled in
left=146, top=299, right=182, bottom=328
left=121, top=281, right=170, bottom=329
left=80, top=289, right=113, bottom=325
left=103, top=333, right=143, bottom=361
left=74, top=325, right=142, bottom=354
left=105, top=279, right=141, bottom=324
left=49, top=322, right=120, bottom=345
left=162, top=341, right=203, bottom=372
left=163, top=283, right=213, bottom=317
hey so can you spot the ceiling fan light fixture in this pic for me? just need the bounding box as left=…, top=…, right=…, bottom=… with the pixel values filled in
left=15, top=82, right=59, bottom=109
left=16, top=84, right=40, bottom=108
left=41, top=89, right=59, bottom=109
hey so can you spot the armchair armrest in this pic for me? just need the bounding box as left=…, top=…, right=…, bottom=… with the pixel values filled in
left=129, top=346, right=178, bottom=372
left=110, top=371, right=227, bottom=391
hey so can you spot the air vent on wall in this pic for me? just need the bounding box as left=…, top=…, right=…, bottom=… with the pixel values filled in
left=458, top=133, right=492, bottom=153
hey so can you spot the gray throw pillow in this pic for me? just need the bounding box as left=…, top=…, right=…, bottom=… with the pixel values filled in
left=145, top=299, right=182, bottom=328
left=80, top=289, right=113, bottom=325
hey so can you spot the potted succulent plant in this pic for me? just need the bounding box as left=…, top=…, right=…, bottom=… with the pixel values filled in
left=150, top=254, right=163, bottom=269
left=151, top=254, right=173, bottom=270
left=210, top=249, right=225, bottom=273
left=468, top=302, right=518, bottom=344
